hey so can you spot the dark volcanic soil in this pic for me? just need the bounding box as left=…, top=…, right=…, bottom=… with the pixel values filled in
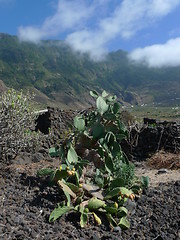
left=0, top=159, right=180, bottom=240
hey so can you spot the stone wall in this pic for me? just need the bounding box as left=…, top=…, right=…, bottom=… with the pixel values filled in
left=1, top=108, right=179, bottom=162
left=130, top=119, right=180, bottom=160
left=36, top=109, right=180, bottom=160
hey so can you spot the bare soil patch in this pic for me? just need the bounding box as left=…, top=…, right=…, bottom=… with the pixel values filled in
left=135, top=151, right=180, bottom=188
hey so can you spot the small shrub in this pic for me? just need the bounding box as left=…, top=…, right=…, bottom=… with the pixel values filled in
left=0, top=88, right=41, bottom=160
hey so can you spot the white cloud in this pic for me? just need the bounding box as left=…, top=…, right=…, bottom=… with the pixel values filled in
left=147, top=0, right=180, bottom=17
left=101, top=0, right=180, bottom=39
left=66, top=30, right=108, bottom=61
left=18, top=0, right=95, bottom=43
left=129, top=38, right=180, bottom=67
left=66, top=0, right=180, bottom=60
left=18, top=0, right=180, bottom=61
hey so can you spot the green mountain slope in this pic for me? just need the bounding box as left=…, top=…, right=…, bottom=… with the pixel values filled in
left=0, top=33, right=179, bottom=108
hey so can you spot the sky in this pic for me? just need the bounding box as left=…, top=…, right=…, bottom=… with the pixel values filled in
left=1, top=0, right=180, bottom=67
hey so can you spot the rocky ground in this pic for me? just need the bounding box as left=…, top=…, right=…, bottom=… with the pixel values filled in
left=0, top=109, right=180, bottom=239
left=0, top=152, right=180, bottom=240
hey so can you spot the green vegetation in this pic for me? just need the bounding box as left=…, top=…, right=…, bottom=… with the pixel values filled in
left=126, top=105, right=180, bottom=122
left=37, top=91, right=148, bottom=229
left=0, top=88, right=42, bottom=159
left=0, top=33, right=180, bottom=108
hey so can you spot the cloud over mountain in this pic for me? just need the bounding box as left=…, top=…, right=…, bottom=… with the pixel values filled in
left=18, top=0, right=180, bottom=62
left=129, top=37, right=180, bottom=67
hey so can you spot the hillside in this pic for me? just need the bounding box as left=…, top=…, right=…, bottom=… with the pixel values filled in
left=0, top=33, right=180, bottom=108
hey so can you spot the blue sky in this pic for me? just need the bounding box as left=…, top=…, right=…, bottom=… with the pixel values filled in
left=1, top=0, right=180, bottom=67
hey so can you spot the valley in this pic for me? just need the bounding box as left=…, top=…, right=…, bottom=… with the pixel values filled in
left=0, top=33, right=180, bottom=111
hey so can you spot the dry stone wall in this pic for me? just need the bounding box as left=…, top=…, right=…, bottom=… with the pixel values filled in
left=36, top=109, right=180, bottom=160
left=130, top=118, right=180, bottom=160
left=1, top=108, right=179, bottom=162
